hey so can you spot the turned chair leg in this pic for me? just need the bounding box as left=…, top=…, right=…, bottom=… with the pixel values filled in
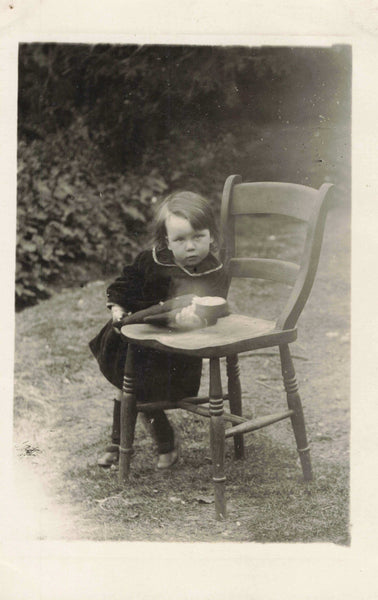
left=119, top=344, right=138, bottom=484
left=209, top=357, right=226, bottom=519
left=279, top=343, right=313, bottom=481
left=226, top=354, right=245, bottom=460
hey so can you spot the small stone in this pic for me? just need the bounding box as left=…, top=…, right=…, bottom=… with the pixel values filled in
left=196, top=496, right=214, bottom=504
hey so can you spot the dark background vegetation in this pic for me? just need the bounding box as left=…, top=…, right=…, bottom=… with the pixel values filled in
left=16, top=43, right=351, bottom=309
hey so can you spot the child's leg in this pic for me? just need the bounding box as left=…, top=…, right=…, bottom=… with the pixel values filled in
left=111, top=395, right=121, bottom=445
left=97, top=396, right=121, bottom=467
left=105, top=397, right=174, bottom=452
left=99, top=399, right=178, bottom=468
left=143, top=410, right=179, bottom=469
left=143, top=410, right=175, bottom=454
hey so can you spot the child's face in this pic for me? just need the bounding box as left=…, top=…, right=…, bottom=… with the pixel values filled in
left=165, top=213, right=213, bottom=268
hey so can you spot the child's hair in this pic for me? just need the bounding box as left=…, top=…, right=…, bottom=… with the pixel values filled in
left=152, top=191, right=219, bottom=251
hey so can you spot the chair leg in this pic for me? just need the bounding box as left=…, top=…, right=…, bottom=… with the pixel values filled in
left=209, top=357, right=226, bottom=519
left=226, top=354, right=245, bottom=460
left=119, top=344, right=138, bottom=484
left=279, top=343, right=313, bottom=482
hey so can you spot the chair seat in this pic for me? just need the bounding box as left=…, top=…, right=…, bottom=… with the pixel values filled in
left=120, top=313, right=297, bottom=357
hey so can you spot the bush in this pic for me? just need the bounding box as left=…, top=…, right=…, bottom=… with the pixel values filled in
left=16, top=120, right=169, bottom=309
left=16, top=112, right=251, bottom=310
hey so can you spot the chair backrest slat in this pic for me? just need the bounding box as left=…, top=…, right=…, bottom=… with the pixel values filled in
left=221, top=175, right=333, bottom=330
left=229, top=258, right=299, bottom=286
left=231, top=182, right=318, bottom=221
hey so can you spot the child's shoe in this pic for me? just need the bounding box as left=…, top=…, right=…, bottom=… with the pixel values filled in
left=97, top=444, right=119, bottom=468
left=157, top=433, right=180, bottom=469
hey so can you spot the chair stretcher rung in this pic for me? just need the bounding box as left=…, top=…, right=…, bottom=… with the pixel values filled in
left=176, top=401, right=245, bottom=424
left=225, top=410, right=294, bottom=437
left=137, top=395, right=228, bottom=412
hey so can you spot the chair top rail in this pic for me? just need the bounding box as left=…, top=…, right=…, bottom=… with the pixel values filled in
left=230, top=181, right=320, bottom=221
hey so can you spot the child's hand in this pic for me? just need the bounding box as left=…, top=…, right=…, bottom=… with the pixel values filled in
left=111, top=304, right=127, bottom=325
left=175, top=304, right=204, bottom=329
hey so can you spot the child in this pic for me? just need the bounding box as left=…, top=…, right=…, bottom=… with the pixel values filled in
left=89, top=191, right=228, bottom=469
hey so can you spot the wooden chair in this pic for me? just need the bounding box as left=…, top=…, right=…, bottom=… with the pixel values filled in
left=118, top=176, right=333, bottom=519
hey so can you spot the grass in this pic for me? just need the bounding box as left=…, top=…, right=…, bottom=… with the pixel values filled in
left=59, top=432, right=349, bottom=543
left=13, top=203, right=350, bottom=544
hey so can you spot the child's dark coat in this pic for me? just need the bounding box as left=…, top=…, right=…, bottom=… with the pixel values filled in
left=89, top=248, right=228, bottom=401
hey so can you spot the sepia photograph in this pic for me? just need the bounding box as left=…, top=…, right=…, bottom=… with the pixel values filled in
left=13, top=42, right=351, bottom=544
left=4, top=1, right=378, bottom=597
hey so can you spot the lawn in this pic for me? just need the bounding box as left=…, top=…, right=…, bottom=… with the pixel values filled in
left=12, top=198, right=350, bottom=544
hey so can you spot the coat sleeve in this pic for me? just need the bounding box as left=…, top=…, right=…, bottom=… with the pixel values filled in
left=106, top=251, right=154, bottom=312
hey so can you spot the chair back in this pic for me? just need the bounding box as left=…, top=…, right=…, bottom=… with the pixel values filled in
left=220, top=175, right=333, bottom=330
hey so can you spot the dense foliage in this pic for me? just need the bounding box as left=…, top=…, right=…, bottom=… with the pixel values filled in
left=17, top=43, right=351, bottom=309
left=16, top=125, right=169, bottom=308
